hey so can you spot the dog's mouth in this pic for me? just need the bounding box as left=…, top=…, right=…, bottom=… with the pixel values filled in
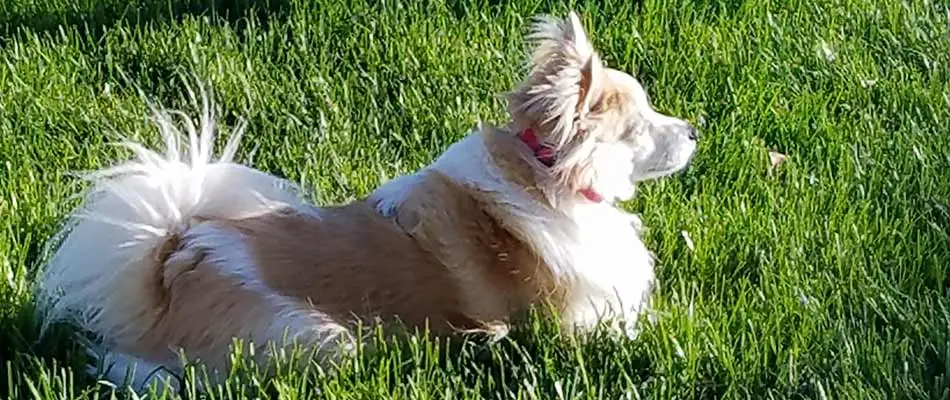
left=635, top=146, right=697, bottom=181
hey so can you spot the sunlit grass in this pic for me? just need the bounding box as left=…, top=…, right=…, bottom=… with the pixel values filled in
left=1, top=0, right=948, bottom=398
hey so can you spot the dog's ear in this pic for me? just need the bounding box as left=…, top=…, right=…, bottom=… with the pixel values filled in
left=507, top=11, right=606, bottom=148
left=566, top=11, right=604, bottom=118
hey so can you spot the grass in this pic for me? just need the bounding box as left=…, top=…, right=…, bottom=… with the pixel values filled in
left=0, top=0, right=948, bottom=398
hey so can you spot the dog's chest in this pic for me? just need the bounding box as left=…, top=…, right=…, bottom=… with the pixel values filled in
left=569, top=203, right=654, bottom=283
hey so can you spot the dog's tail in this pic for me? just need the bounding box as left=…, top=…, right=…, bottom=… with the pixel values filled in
left=36, top=86, right=303, bottom=353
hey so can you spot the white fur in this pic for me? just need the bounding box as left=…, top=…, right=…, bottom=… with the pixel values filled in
left=508, top=12, right=697, bottom=206
left=93, top=347, right=182, bottom=394
left=36, top=87, right=325, bottom=391
left=426, top=131, right=654, bottom=334
left=607, top=70, right=698, bottom=182
left=370, top=174, right=425, bottom=218
left=165, top=224, right=271, bottom=293
left=429, top=11, right=694, bottom=333
left=519, top=13, right=603, bottom=148
left=37, top=10, right=695, bottom=392
left=429, top=131, right=584, bottom=280
left=512, top=12, right=693, bottom=333
left=167, top=224, right=353, bottom=355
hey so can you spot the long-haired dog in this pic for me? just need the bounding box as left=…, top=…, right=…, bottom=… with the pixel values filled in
left=37, top=11, right=697, bottom=389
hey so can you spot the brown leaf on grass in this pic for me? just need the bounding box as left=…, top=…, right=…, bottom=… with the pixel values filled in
left=769, top=151, right=787, bottom=172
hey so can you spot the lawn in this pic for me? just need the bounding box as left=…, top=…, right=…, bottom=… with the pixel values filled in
left=1, top=0, right=948, bottom=398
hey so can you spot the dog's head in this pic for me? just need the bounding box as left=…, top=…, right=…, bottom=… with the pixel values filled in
left=507, top=12, right=697, bottom=203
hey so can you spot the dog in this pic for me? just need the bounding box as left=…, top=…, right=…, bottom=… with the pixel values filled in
left=37, top=11, right=697, bottom=390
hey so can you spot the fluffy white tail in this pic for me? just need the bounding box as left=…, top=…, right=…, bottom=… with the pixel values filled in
left=36, top=86, right=303, bottom=353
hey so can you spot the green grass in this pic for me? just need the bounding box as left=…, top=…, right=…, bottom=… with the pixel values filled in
left=1, top=0, right=948, bottom=398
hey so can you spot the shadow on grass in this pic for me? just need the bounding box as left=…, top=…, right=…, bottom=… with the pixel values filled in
left=315, top=311, right=658, bottom=399
left=32, top=311, right=659, bottom=399
left=0, top=0, right=290, bottom=45
left=0, top=299, right=97, bottom=399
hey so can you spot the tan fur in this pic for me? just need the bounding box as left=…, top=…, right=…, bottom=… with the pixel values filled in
left=38, top=12, right=698, bottom=388
left=123, top=130, right=565, bottom=367
left=482, top=126, right=550, bottom=202
left=137, top=248, right=283, bottom=367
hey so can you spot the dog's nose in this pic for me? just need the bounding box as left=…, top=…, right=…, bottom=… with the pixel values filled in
left=686, top=125, right=699, bottom=141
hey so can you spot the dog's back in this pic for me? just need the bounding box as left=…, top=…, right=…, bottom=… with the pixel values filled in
left=36, top=96, right=550, bottom=388
left=36, top=10, right=694, bottom=392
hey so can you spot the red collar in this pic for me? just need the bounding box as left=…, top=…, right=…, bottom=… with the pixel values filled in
left=518, top=128, right=604, bottom=203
